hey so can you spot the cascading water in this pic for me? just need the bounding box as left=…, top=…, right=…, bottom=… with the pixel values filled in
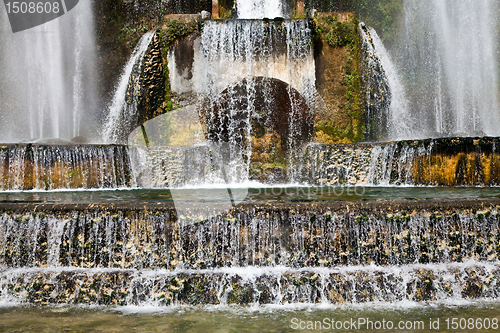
left=2, top=0, right=500, bottom=318
left=394, top=0, right=500, bottom=139
left=303, top=137, right=500, bottom=187
left=369, top=28, right=412, bottom=142
left=0, top=1, right=98, bottom=142
left=1, top=202, right=500, bottom=305
left=359, top=24, right=411, bottom=142
left=102, top=31, right=155, bottom=144
left=0, top=145, right=132, bottom=190
left=198, top=19, right=316, bottom=183
left=235, top=0, right=285, bottom=19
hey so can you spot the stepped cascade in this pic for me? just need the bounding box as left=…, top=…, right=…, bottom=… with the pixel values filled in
left=0, top=0, right=500, bottom=326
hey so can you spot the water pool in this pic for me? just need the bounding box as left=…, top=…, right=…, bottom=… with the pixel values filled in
left=0, top=186, right=499, bottom=204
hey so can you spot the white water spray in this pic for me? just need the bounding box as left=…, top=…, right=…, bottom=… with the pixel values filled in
left=236, top=0, right=284, bottom=19
left=0, top=1, right=98, bottom=142
left=102, top=32, right=154, bottom=144
left=398, top=0, right=500, bottom=138
left=368, top=28, right=412, bottom=141
left=198, top=19, right=316, bottom=183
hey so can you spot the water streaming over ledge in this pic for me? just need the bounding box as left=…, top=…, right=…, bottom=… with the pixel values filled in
left=103, top=32, right=155, bottom=144
left=235, top=0, right=285, bottom=19
left=0, top=145, right=131, bottom=191
left=0, top=137, right=496, bottom=190
left=197, top=19, right=316, bottom=184
left=1, top=202, right=500, bottom=305
left=1, top=0, right=500, bottom=312
left=303, top=138, right=500, bottom=187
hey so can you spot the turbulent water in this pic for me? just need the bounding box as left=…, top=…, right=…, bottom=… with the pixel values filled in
left=0, top=1, right=98, bottom=142
left=395, top=0, right=500, bottom=139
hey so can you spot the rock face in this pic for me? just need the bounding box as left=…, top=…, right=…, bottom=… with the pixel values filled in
left=167, top=26, right=200, bottom=96
left=312, top=13, right=363, bottom=144
left=2, top=199, right=500, bottom=305
left=137, top=31, right=165, bottom=124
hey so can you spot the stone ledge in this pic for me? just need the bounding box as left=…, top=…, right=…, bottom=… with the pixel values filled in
left=0, top=197, right=498, bottom=214
left=163, top=14, right=200, bottom=26
left=2, top=263, right=498, bottom=305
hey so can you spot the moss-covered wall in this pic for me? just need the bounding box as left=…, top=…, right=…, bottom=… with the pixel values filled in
left=96, top=1, right=369, bottom=145
left=218, top=0, right=234, bottom=18
left=312, top=13, right=362, bottom=144
left=94, top=0, right=209, bottom=119
left=304, top=0, right=403, bottom=46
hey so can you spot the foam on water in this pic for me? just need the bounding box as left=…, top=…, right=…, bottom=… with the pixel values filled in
left=1, top=262, right=500, bottom=307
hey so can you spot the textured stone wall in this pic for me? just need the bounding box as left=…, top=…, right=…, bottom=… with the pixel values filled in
left=133, top=145, right=212, bottom=187
left=138, top=32, right=166, bottom=123
left=302, top=137, right=500, bottom=186
left=312, top=13, right=363, bottom=144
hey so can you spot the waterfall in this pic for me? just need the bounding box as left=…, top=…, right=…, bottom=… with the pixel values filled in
left=0, top=145, right=132, bottom=190
left=0, top=1, right=98, bottom=142
left=396, top=0, right=500, bottom=139
left=302, top=137, right=500, bottom=187
left=1, top=203, right=500, bottom=305
left=199, top=19, right=316, bottom=184
left=367, top=27, right=412, bottom=142
left=199, top=20, right=315, bottom=107
left=102, top=32, right=155, bottom=144
left=359, top=24, right=391, bottom=141
left=235, top=0, right=285, bottom=19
